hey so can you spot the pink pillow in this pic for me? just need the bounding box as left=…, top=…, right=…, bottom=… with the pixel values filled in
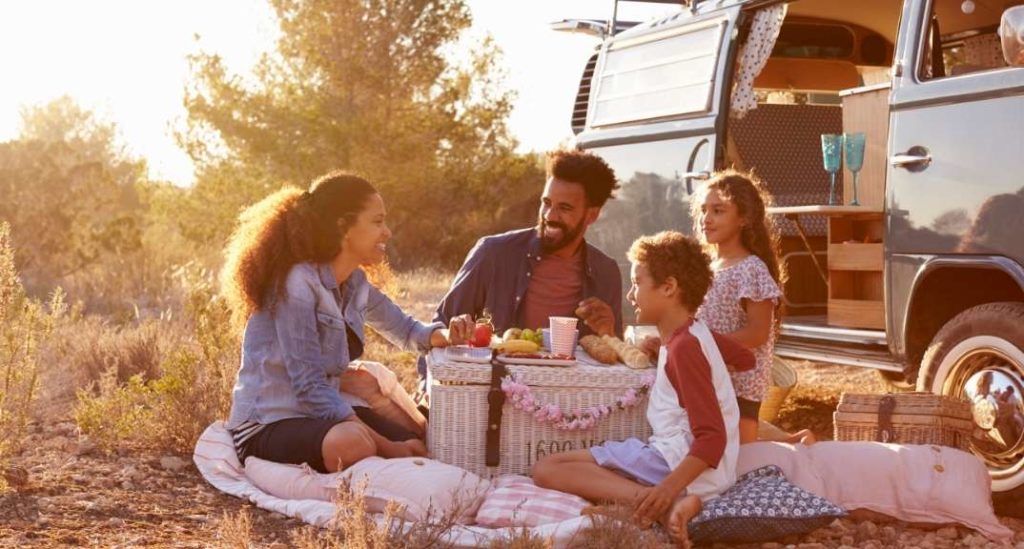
left=476, top=475, right=589, bottom=528
left=737, top=441, right=1013, bottom=541
left=244, top=456, right=490, bottom=524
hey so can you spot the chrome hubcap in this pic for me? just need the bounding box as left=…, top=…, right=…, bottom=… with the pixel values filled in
left=944, top=347, right=1024, bottom=481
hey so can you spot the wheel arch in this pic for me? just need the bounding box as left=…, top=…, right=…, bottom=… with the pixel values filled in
left=903, top=256, right=1024, bottom=387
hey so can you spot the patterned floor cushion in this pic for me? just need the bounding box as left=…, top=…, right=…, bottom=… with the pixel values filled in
left=688, top=465, right=846, bottom=544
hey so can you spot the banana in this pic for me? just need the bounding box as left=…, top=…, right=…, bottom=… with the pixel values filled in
left=493, top=339, right=540, bottom=353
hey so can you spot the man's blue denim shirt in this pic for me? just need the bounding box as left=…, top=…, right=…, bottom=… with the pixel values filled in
left=227, top=263, right=442, bottom=430
left=419, top=228, right=623, bottom=377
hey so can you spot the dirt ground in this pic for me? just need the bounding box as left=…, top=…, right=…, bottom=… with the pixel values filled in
left=2, top=361, right=1023, bottom=548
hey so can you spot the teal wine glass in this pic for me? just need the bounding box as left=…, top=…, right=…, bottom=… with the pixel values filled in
left=821, top=134, right=843, bottom=205
left=844, top=132, right=866, bottom=206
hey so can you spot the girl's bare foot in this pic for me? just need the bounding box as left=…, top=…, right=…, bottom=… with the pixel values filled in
left=787, top=428, right=817, bottom=445
left=662, top=495, right=701, bottom=549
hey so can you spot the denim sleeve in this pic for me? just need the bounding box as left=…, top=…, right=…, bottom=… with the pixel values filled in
left=274, top=289, right=353, bottom=422
left=433, top=237, right=491, bottom=324
left=365, top=284, right=443, bottom=352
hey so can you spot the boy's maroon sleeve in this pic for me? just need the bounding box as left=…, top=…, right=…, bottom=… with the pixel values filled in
left=712, top=332, right=756, bottom=372
left=665, top=337, right=727, bottom=469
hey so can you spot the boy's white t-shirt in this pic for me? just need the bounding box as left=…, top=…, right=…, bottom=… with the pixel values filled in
left=647, top=320, right=741, bottom=501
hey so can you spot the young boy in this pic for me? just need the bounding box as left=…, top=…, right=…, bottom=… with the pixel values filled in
left=532, top=231, right=755, bottom=547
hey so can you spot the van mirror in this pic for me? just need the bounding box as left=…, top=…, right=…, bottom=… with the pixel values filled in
left=1001, top=6, right=1024, bottom=67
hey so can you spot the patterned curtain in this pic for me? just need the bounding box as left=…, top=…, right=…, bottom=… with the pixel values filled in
left=730, top=3, right=789, bottom=120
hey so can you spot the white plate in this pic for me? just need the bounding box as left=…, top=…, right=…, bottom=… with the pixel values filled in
left=445, top=346, right=492, bottom=363
left=497, top=354, right=576, bottom=367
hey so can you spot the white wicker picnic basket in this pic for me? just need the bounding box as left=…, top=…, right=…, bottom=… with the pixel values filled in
left=425, top=348, right=653, bottom=478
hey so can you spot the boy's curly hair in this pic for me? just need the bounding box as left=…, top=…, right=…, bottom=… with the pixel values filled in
left=627, top=231, right=712, bottom=311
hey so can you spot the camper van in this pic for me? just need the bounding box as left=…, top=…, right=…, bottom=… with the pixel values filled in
left=559, top=0, right=1024, bottom=514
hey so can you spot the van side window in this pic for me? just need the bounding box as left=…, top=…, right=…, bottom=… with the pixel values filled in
left=919, top=0, right=1016, bottom=80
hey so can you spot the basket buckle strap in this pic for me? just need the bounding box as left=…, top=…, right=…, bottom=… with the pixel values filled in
left=486, top=350, right=509, bottom=467
left=877, top=395, right=897, bottom=443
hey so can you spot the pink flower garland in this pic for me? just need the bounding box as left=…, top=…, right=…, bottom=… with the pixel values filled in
left=500, top=373, right=656, bottom=431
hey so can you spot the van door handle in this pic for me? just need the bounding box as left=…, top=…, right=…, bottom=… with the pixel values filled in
left=683, top=170, right=711, bottom=180
left=890, top=146, right=932, bottom=171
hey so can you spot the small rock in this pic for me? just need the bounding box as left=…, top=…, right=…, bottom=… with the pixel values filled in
left=67, top=439, right=97, bottom=457
left=46, top=436, right=69, bottom=450
left=861, top=542, right=880, bottom=549
left=797, top=544, right=825, bottom=549
left=70, top=474, right=88, bottom=485
left=268, top=544, right=288, bottom=549
left=858, top=520, right=879, bottom=540
left=120, top=481, right=134, bottom=490
left=761, top=544, right=780, bottom=549
left=108, top=517, right=124, bottom=527
left=936, top=526, right=958, bottom=540
left=159, top=456, right=188, bottom=472
left=881, top=526, right=898, bottom=541
left=840, top=535, right=854, bottom=546
left=964, top=534, right=987, bottom=547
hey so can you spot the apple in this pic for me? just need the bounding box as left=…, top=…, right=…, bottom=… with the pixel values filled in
left=471, top=321, right=493, bottom=347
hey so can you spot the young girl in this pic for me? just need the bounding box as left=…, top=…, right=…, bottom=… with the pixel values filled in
left=533, top=231, right=755, bottom=547
left=692, top=170, right=813, bottom=444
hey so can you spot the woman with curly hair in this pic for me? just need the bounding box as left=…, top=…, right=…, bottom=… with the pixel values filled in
left=222, top=171, right=452, bottom=473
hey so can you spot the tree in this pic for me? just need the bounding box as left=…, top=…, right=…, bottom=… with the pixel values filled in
left=179, top=0, right=542, bottom=268
left=0, top=97, right=146, bottom=305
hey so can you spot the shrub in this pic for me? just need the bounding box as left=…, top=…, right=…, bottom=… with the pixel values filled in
left=73, top=265, right=239, bottom=453
left=0, top=222, right=66, bottom=479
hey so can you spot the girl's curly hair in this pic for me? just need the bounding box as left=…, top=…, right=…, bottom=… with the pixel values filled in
left=691, top=169, right=787, bottom=330
left=220, top=171, right=377, bottom=328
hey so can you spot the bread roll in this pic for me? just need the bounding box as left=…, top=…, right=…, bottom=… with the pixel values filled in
left=601, top=335, right=653, bottom=369
left=580, top=335, right=618, bottom=365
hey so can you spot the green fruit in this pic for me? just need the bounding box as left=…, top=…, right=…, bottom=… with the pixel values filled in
left=521, top=329, right=535, bottom=341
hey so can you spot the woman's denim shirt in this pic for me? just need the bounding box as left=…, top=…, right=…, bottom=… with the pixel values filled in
left=226, top=263, right=441, bottom=429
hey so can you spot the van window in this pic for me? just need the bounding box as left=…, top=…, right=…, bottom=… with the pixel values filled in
left=590, top=18, right=727, bottom=127
left=773, top=22, right=856, bottom=59
left=919, top=0, right=1017, bottom=80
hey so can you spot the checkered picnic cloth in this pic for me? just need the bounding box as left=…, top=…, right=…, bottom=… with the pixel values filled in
left=475, top=475, right=589, bottom=528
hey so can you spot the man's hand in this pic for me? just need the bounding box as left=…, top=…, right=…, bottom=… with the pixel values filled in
left=575, top=297, right=616, bottom=337
left=446, top=314, right=476, bottom=346
left=633, top=482, right=680, bottom=527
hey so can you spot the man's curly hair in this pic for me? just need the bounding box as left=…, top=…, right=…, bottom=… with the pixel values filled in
left=546, top=149, right=620, bottom=207
left=627, top=231, right=713, bottom=311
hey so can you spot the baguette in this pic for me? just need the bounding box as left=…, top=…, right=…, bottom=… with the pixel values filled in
left=579, top=335, right=618, bottom=365
left=601, top=335, right=653, bottom=369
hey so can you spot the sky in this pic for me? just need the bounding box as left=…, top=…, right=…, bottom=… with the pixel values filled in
left=0, top=1, right=679, bottom=187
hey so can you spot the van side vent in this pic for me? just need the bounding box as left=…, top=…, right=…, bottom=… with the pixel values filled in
left=571, top=53, right=599, bottom=135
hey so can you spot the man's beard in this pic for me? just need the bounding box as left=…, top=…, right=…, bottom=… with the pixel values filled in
left=537, top=216, right=586, bottom=253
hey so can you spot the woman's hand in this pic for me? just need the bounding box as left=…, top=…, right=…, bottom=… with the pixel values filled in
left=430, top=328, right=450, bottom=348
left=633, top=481, right=680, bottom=527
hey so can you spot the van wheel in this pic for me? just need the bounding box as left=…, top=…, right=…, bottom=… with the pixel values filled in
left=919, top=302, right=1024, bottom=518
left=875, top=369, right=915, bottom=392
